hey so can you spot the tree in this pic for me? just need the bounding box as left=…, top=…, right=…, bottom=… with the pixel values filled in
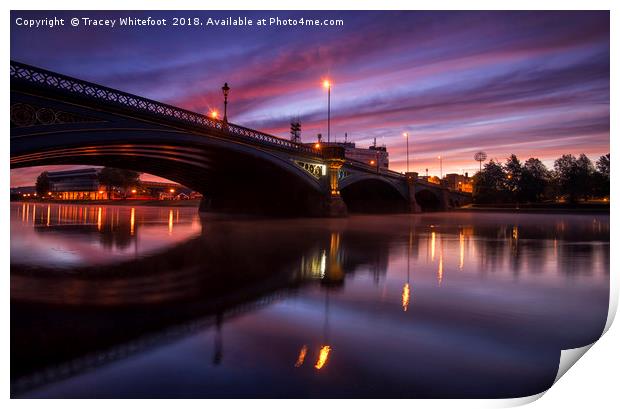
left=520, top=158, right=551, bottom=203
left=504, top=154, right=523, bottom=202
left=473, top=160, right=508, bottom=204
left=35, top=171, right=50, bottom=197
left=553, top=154, right=595, bottom=202
left=593, top=153, right=610, bottom=198
left=97, top=167, right=141, bottom=198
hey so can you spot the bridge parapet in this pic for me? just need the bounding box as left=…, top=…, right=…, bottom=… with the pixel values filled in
left=10, top=61, right=319, bottom=156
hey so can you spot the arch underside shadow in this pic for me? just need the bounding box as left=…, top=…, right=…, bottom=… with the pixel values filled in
left=340, top=177, right=408, bottom=214
left=415, top=189, right=441, bottom=211
left=11, top=135, right=325, bottom=217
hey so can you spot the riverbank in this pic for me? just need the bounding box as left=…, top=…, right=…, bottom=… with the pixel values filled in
left=456, top=202, right=609, bottom=214
left=13, top=199, right=201, bottom=207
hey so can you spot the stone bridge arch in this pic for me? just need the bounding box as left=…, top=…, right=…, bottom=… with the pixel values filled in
left=339, top=173, right=409, bottom=213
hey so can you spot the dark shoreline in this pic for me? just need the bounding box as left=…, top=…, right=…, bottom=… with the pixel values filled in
left=12, top=199, right=201, bottom=207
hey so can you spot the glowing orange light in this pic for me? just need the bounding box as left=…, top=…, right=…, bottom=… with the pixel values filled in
left=314, top=143, right=321, bottom=149
left=99, top=190, right=104, bottom=194
left=210, top=110, right=218, bottom=119
left=131, top=189, right=137, bottom=194
left=322, top=79, right=331, bottom=89
left=169, top=188, right=175, bottom=193
left=315, top=345, right=331, bottom=370
left=438, top=255, right=443, bottom=286
left=48, top=192, right=52, bottom=195
left=130, top=207, right=135, bottom=236
left=402, top=283, right=410, bottom=312
left=403, top=132, right=408, bottom=137
left=295, top=345, right=308, bottom=368
left=370, top=160, right=376, bottom=165
left=97, top=207, right=102, bottom=231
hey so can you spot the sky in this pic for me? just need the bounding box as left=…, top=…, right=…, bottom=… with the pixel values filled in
left=10, top=10, right=609, bottom=186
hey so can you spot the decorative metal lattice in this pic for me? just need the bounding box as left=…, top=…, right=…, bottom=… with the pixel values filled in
left=10, top=103, right=102, bottom=127
left=294, top=160, right=326, bottom=179
left=10, top=61, right=319, bottom=155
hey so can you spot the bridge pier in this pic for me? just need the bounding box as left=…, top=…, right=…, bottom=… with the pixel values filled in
left=405, top=172, right=422, bottom=213
left=439, top=184, right=451, bottom=211
left=199, top=197, right=212, bottom=213
left=322, top=147, right=348, bottom=217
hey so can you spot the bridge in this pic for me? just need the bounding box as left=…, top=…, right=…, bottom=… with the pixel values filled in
left=10, top=61, right=471, bottom=216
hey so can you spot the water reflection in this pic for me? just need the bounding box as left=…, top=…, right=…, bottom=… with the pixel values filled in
left=12, top=203, right=201, bottom=268
left=10, top=204, right=610, bottom=398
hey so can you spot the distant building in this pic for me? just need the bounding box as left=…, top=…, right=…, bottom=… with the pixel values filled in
left=444, top=173, right=473, bottom=192
left=48, top=168, right=108, bottom=200
left=10, top=186, right=36, bottom=200
left=141, top=181, right=195, bottom=200
left=305, top=141, right=389, bottom=170
left=44, top=168, right=198, bottom=200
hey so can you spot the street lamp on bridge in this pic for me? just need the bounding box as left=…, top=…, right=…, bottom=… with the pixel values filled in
left=323, top=79, right=331, bottom=143
left=221, top=82, right=230, bottom=123
left=403, top=132, right=410, bottom=173
left=438, top=156, right=443, bottom=179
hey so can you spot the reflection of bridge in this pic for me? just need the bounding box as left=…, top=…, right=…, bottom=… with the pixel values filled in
left=10, top=61, right=471, bottom=216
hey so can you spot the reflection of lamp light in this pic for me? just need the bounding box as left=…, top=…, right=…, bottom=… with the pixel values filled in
left=315, top=345, right=331, bottom=370
left=402, top=283, right=410, bottom=312
left=295, top=345, right=308, bottom=368
left=403, top=228, right=413, bottom=312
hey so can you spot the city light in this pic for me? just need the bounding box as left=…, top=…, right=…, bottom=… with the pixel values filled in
left=370, top=160, right=376, bottom=165
left=295, top=345, right=308, bottom=368
left=210, top=110, right=218, bottom=119
left=314, top=345, right=331, bottom=370
left=322, top=79, right=331, bottom=89
left=131, top=189, right=137, bottom=194
left=169, top=188, right=175, bottom=193
left=314, top=143, right=321, bottom=149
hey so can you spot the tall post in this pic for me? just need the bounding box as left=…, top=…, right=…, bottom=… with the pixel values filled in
left=438, top=156, right=443, bottom=179
left=404, top=132, right=410, bottom=173
left=221, top=82, right=230, bottom=124
left=327, top=84, right=331, bottom=143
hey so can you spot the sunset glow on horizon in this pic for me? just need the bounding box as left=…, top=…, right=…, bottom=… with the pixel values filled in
left=10, top=11, right=609, bottom=186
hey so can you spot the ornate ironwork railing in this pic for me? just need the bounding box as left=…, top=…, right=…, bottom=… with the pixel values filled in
left=10, top=61, right=319, bottom=155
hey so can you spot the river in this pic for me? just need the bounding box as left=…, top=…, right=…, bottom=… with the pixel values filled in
left=10, top=202, right=609, bottom=398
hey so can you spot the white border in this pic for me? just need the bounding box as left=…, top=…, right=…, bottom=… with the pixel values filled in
left=3, top=1, right=617, bottom=408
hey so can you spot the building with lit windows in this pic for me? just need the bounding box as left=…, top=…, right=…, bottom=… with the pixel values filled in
left=444, top=173, right=473, bottom=192
left=48, top=168, right=108, bottom=200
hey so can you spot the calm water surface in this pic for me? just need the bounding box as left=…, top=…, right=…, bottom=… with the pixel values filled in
left=10, top=202, right=609, bottom=398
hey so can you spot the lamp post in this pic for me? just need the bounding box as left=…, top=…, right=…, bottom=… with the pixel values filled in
left=221, top=82, right=230, bottom=123
left=438, top=156, right=443, bottom=179
left=403, top=132, right=410, bottom=173
left=323, top=80, right=331, bottom=143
